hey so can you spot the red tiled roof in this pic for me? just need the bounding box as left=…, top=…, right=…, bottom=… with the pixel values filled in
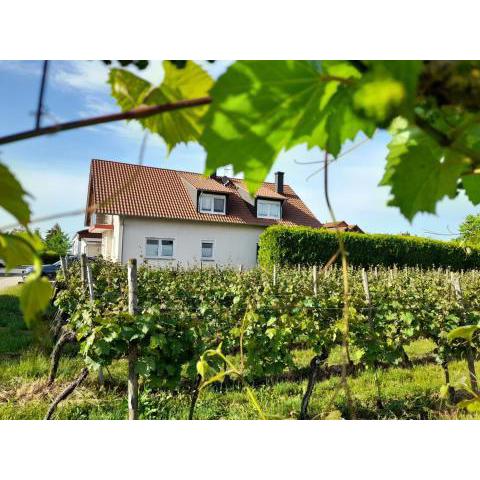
left=76, top=228, right=102, bottom=239
left=85, top=159, right=322, bottom=228
left=180, top=172, right=232, bottom=194
left=322, top=221, right=364, bottom=233
left=231, top=179, right=287, bottom=200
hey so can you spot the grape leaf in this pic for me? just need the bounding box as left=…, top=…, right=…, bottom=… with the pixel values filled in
left=380, top=124, right=469, bottom=221
left=0, top=162, right=31, bottom=226
left=109, top=61, right=213, bottom=151
left=353, top=61, right=422, bottom=124
left=20, top=275, right=53, bottom=327
left=447, top=325, right=479, bottom=343
left=461, top=174, right=480, bottom=204
left=200, top=60, right=376, bottom=193
left=0, top=232, right=39, bottom=270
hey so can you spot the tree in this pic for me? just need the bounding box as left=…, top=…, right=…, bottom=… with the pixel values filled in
left=44, top=223, right=71, bottom=256
left=458, top=214, right=480, bottom=246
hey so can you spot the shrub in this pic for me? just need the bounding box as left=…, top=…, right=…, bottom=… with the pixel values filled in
left=40, top=250, right=60, bottom=264
left=258, top=226, right=480, bottom=270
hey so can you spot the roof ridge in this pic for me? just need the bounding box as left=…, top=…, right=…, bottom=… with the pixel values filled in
left=91, top=158, right=291, bottom=188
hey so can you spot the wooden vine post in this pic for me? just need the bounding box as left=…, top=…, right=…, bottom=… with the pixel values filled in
left=85, top=261, right=104, bottom=386
left=451, top=275, right=478, bottom=394
left=361, top=268, right=383, bottom=409
left=86, top=263, right=95, bottom=303
left=312, top=265, right=318, bottom=296
left=273, top=264, right=277, bottom=287
left=80, top=253, right=87, bottom=288
left=60, top=256, right=68, bottom=280
left=127, top=258, right=139, bottom=420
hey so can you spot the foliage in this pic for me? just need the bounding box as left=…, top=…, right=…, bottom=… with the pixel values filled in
left=258, top=225, right=480, bottom=270
left=104, top=60, right=480, bottom=216
left=109, top=60, right=213, bottom=152
left=54, top=260, right=480, bottom=391
left=458, top=213, right=480, bottom=247
left=44, top=223, right=71, bottom=256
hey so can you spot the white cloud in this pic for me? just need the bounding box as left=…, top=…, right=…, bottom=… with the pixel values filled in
left=0, top=60, right=42, bottom=76
left=52, top=61, right=111, bottom=92
left=0, top=162, right=88, bottom=236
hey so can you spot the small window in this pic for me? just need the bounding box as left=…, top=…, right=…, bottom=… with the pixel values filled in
left=257, top=199, right=281, bottom=219
left=145, top=238, right=174, bottom=258
left=201, top=241, right=214, bottom=260
left=199, top=193, right=226, bottom=215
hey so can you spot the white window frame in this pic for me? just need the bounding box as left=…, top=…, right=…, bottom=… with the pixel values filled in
left=256, top=199, right=281, bottom=219
left=200, top=239, right=215, bottom=261
left=199, top=193, right=226, bottom=215
left=145, top=237, right=175, bottom=259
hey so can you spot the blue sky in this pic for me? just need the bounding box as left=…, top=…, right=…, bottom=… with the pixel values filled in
left=0, top=60, right=477, bottom=240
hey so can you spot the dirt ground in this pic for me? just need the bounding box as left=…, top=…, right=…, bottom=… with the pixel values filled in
left=0, top=275, right=22, bottom=290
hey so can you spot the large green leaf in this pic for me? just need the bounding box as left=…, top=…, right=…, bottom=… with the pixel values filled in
left=0, top=232, right=41, bottom=270
left=200, top=60, right=376, bottom=193
left=19, top=275, right=53, bottom=327
left=0, top=163, right=31, bottom=226
left=354, top=61, right=422, bottom=124
left=461, top=174, right=480, bottom=204
left=447, top=325, right=479, bottom=343
left=109, top=61, right=213, bottom=151
left=380, top=122, right=470, bottom=221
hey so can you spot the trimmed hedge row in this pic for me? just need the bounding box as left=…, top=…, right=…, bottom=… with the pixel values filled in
left=258, top=226, right=480, bottom=270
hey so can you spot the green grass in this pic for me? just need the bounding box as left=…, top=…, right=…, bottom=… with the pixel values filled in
left=0, top=285, right=478, bottom=420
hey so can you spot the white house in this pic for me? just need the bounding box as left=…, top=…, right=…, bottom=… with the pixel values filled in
left=71, top=228, right=102, bottom=257
left=84, top=159, right=325, bottom=268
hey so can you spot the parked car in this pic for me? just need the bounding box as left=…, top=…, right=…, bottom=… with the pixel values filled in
left=21, top=255, right=94, bottom=281
left=22, top=261, right=62, bottom=280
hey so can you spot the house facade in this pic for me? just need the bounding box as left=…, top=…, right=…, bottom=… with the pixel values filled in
left=85, top=159, right=332, bottom=268
left=72, top=228, right=102, bottom=257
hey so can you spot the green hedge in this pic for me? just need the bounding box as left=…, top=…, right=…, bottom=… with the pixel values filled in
left=258, top=226, right=480, bottom=270
left=40, top=251, right=60, bottom=264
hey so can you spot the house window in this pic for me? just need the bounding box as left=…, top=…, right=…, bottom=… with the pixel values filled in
left=257, top=199, right=281, bottom=219
left=145, top=238, right=174, bottom=258
left=199, top=193, right=226, bottom=214
left=201, top=241, right=214, bottom=260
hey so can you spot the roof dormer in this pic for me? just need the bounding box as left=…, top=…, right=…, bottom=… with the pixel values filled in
left=198, top=192, right=227, bottom=215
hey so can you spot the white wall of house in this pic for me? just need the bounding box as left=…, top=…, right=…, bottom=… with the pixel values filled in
left=72, top=236, right=102, bottom=257
left=118, top=217, right=265, bottom=268
left=102, top=230, right=114, bottom=259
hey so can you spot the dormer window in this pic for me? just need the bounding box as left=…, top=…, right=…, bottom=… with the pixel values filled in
left=257, top=199, right=281, bottom=219
left=199, top=193, right=226, bottom=215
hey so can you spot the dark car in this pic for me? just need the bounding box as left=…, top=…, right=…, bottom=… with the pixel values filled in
left=22, top=260, right=62, bottom=280
left=21, top=255, right=90, bottom=281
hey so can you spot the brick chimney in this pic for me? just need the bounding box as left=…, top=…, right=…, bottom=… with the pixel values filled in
left=275, top=171, right=284, bottom=194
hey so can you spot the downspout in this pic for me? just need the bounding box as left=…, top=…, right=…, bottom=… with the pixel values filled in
left=119, top=216, right=125, bottom=264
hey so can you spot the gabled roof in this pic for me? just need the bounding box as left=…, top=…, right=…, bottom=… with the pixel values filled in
left=75, top=228, right=102, bottom=239
left=85, top=159, right=322, bottom=228
left=322, top=221, right=364, bottom=233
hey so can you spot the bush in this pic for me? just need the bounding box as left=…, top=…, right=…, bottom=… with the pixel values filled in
left=258, top=226, right=480, bottom=270
left=40, top=251, right=60, bottom=264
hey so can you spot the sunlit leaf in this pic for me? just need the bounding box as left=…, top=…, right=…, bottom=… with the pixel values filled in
left=0, top=232, right=40, bottom=270
left=447, top=325, right=479, bottom=342
left=0, top=162, right=31, bottom=225
left=355, top=61, right=422, bottom=123
left=380, top=124, right=470, bottom=221
left=109, top=61, right=213, bottom=151
left=200, top=60, right=375, bottom=193
left=20, top=275, right=53, bottom=327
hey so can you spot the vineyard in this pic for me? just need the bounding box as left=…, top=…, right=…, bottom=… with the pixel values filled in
left=1, top=257, right=479, bottom=420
